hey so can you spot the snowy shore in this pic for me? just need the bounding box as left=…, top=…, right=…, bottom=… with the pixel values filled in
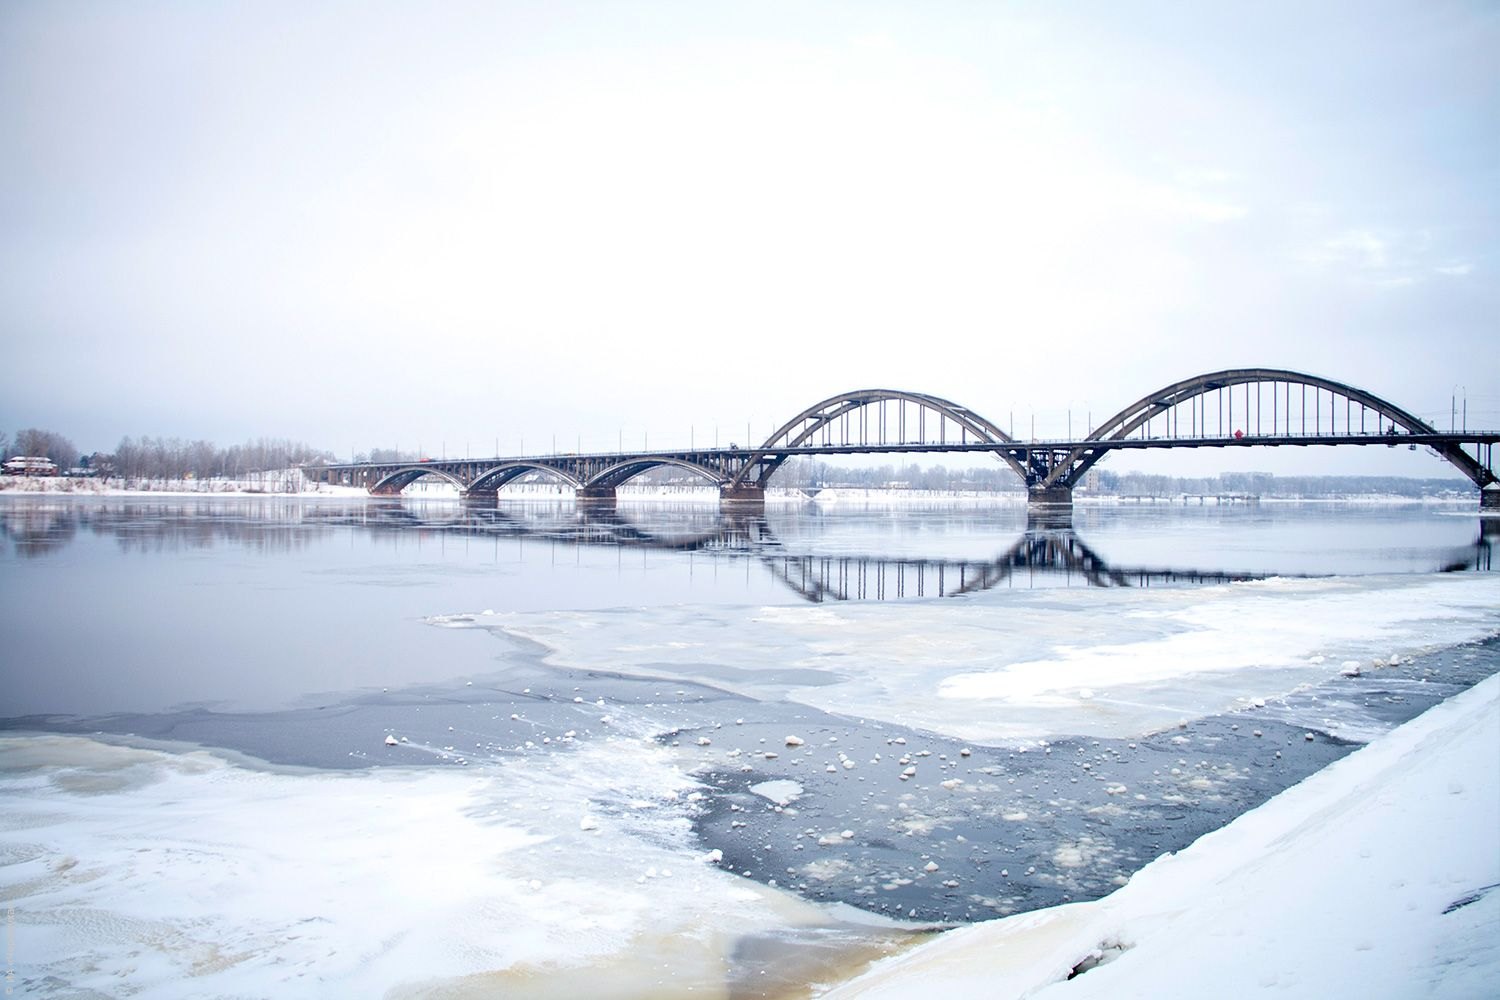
left=2, top=475, right=1485, bottom=508
left=0, top=471, right=368, bottom=498
left=822, top=672, right=1500, bottom=999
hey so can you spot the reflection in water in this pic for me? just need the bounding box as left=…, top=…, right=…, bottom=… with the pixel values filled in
left=0, top=498, right=321, bottom=557
left=2, top=497, right=1492, bottom=602
left=761, top=530, right=1272, bottom=602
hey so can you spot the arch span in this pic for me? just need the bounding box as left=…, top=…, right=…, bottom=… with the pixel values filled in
left=728, top=389, right=1025, bottom=490
left=368, top=465, right=469, bottom=496
left=468, top=462, right=584, bottom=494
left=1044, top=368, right=1495, bottom=491
left=583, top=457, right=729, bottom=492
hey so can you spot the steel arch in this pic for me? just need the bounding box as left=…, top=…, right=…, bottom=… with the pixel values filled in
left=1046, top=368, right=1494, bottom=490
left=368, top=464, right=470, bottom=495
left=582, top=457, right=730, bottom=492
left=468, top=462, right=584, bottom=493
left=727, top=389, right=1026, bottom=490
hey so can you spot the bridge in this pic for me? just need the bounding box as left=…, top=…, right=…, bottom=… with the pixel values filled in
left=308, top=368, right=1499, bottom=513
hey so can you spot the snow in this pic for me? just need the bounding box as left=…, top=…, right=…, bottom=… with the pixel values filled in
left=0, top=733, right=896, bottom=998
left=750, top=779, right=805, bottom=806
left=0, top=477, right=817, bottom=502
left=0, top=470, right=369, bottom=498
left=820, top=672, right=1500, bottom=999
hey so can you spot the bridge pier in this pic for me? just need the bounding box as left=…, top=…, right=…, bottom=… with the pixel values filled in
left=1027, top=485, right=1073, bottom=508
left=720, top=484, right=766, bottom=505
left=1026, top=486, right=1073, bottom=528
left=1482, top=488, right=1499, bottom=511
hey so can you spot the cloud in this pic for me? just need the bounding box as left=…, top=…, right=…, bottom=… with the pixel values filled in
left=1298, top=228, right=1476, bottom=287
left=1308, top=229, right=1390, bottom=269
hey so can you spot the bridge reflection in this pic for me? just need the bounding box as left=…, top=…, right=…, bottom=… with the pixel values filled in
left=760, top=529, right=1275, bottom=601
left=316, top=501, right=1496, bottom=601
left=2, top=499, right=1492, bottom=601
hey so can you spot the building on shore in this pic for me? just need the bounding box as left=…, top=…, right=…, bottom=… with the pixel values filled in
left=3, top=456, right=59, bottom=476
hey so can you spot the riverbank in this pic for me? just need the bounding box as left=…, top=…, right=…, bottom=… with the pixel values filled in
left=821, top=671, right=1500, bottom=998
left=3, top=473, right=1488, bottom=508
left=0, top=471, right=367, bottom=497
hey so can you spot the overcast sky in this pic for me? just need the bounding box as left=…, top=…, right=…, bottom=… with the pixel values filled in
left=2, top=1, right=1495, bottom=478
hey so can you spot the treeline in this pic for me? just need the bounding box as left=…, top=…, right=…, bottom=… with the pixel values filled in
left=775, top=459, right=1026, bottom=491
left=778, top=462, right=1471, bottom=498
left=1094, top=470, right=1469, bottom=498
left=639, top=457, right=1468, bottom=498
left=356, top=448, right=420, bottom=463
left=2, top=427, right=333, bottom=479
left=636, top=458, right=1026, bottom=492
left=110, top=437, right=335, bottom=480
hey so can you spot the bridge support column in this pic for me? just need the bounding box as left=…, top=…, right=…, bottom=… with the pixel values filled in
left=1027, top=485, right=1073, bottom=508
left=720, top=484, right=766, bottom=505
left=1481, top=487, right=1499, bottom=511
left=576, top=485, right=617, bottom=505
left=1026, top=485, right=1073, bottom=529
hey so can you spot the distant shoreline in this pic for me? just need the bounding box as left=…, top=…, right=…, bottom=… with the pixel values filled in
left=0, top=475, right=1486, bottom=507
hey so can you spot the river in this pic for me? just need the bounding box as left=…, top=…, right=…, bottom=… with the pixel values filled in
left=2, top=494, right=1497, bottom=998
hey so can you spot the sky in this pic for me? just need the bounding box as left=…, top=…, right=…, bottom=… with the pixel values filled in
left=1, top=1, right=1496, bottom=479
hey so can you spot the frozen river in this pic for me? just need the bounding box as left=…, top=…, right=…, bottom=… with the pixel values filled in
left=2, top=494, right=1497, bottom=997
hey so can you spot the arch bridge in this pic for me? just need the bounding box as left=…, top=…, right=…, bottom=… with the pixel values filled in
left=310, top=369, right=1499, bottom=512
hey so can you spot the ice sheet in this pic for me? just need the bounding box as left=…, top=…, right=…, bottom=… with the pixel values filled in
left=0, top=734, right=903, bottom=998
left=462, top=574, right=1500, bottom=741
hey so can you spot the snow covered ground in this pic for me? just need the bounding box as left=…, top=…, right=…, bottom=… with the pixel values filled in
left=0, top=470, right=369, bottom=497
left=821, top=671, right=1500, bottom=999
left=0, top=475, right=813, bottom=502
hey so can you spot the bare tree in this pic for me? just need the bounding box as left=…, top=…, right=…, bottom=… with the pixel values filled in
left=11, top=428, right=79, bottom=470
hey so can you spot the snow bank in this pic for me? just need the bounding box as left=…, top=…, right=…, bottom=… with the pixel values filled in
left=821, top=672, right=1500, bottom=999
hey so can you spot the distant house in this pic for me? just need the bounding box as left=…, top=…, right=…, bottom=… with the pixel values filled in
left=3, top=456, right=59, bottom=476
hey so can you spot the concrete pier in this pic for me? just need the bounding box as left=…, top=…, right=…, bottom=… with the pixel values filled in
left=1026, top=485, right=1074, bottom=528
left=576, top=485, right=618, bottom=503
left=720, top=484, right=766, bottom=504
